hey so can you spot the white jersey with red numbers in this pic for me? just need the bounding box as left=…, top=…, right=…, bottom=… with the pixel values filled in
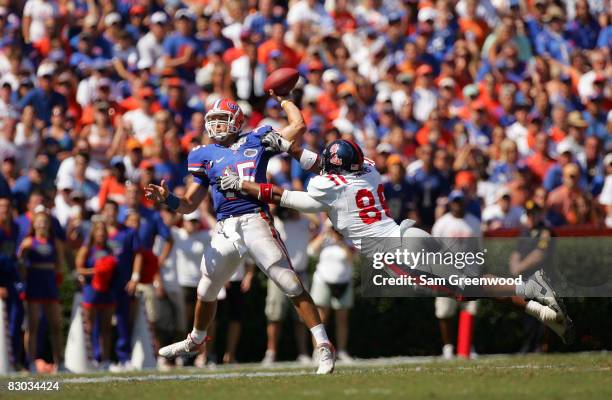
left=306, top=160, right=401, bottom=249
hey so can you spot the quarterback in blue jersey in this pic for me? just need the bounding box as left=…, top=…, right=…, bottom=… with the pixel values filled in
left=146, top=96, right=335, bottom=374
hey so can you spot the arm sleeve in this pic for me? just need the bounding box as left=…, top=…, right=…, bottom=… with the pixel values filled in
left=280, top=190, right=329, bottom=213
left=187, top=147, right=210, bottom=187
left=131, top=229, right=142, bottom=253
left=305, top=175, right=340, bottom=206
left=155, top=213, right=171, bottom=241
left=16, top=91, right=33, bottom=110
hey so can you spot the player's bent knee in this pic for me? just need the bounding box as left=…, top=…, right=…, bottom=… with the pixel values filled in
left=197, top=276, right=222, bottom=302
left=270, top=267, right=304, bottom=298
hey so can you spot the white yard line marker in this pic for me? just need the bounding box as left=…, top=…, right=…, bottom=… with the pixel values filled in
left=58, top=370, right=311, bottom=384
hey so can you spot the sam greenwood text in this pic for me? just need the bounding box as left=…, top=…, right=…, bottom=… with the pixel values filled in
left=372, top=275, right=524, bottom=287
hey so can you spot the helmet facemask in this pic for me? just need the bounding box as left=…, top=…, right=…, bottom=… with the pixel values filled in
left=205, top=111, right=239, bottom=141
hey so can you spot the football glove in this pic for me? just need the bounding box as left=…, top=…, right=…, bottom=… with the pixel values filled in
left=261, top=130, right=291, bottom=153
left=217, top=171, right=243, bottom=192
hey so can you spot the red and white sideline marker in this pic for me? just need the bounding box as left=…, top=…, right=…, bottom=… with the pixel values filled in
left=457, top=310, right=474, bottom=359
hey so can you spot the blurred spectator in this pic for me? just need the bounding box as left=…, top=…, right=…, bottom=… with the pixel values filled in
left=208, top=258, right=255, bottom=365
left=18, top=210, right=65, bottom=372
left=409, top=144, right=450, bottom=230
left=0, top=195, right=23, bottom=370
left=535, top=6, right=570, bottom=64
left=102, top=200, right=142, bottom=370
left=547, top=164, right=586, bottom=225
left=482, top=187, right=524, bottom=231
left=17, top=64, right=66, bottom=126
left=432, top=190, right=481, bottom=360
left=308, top=224, right=354, bottom=363
left=162, top=201, right=212, bottom=366
left=383, top=155, right=415, bottom=224
left=599, top=153, right=612, bottom=228
left=75, top=218, right=116, bottom=370
left=98, top=157, right=127, bottom=210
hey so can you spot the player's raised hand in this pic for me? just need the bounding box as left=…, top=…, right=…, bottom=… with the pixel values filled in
left=261, top=129, right=291, bottom=153
left=145, top=180, right=170, bottom=204
left=268, top=89, right=289, bottom=104
left=217, top=171, right=243, bottom=192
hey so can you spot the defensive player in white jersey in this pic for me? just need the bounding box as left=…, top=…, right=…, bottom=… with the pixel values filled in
left=218, top=137, right=574, bottom=343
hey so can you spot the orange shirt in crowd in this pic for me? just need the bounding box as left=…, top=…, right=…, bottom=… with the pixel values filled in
left=547, top=186, right=581, bottom=221
left=525, top=153, right=554, bottom=182
left=223, top=47, right=245, bottom=65
left=458, top=17, right=490, bottom=47
left=548, top=126, right=567, bottom=143
left=415, top=125, right=453, bottom=147
left=257, top=40, right=301, bottom=68
left=316, top=93, right=340, bottom=121
left=79, top=101, right=124, bottom=128
left=98, top=176, right=126, bottom=209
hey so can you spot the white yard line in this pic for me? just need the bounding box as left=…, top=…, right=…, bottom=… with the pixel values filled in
left=58, top=370, right=312, bottom=384
left=5, top=352, right=610, bottom=384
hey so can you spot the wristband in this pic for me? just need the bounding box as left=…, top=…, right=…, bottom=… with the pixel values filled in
left=259, top=183, right=274, bottom=203
left=299, top=149, right=318, bottom=170
left=165, top=193, right=180, bottom=210
left=131, top=272, right=140, bottom=282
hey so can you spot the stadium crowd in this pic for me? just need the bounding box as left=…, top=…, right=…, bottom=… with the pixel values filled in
left=0, top=0, right=611, bottom=373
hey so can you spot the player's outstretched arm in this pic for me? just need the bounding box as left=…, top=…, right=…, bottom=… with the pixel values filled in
left=274, top=91, right=306, bottom=144
left=145, top=180, right=208, bottom=214
left=218, top=174, right=328, bottom=213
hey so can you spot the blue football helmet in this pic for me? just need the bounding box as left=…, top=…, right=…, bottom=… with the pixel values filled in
left=321, top=139, right=364, bottom=174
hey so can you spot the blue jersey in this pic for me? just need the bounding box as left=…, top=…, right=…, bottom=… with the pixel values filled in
left=107, top=224, right=141, bottom=285
left=118, top=205, right=171, bottom=250
left=23, top=237, right=59, bottom=301
left=187, top=126, right=277, bottom=220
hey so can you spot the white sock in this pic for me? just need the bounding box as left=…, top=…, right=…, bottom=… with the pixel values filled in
left=190, top=328, right=207, bottom=344
left=515, top=282, right=526, bottom=296
left=310, top=324, right=330, bottom=346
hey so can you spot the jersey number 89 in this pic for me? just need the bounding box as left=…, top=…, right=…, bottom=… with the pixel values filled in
left=355, top=184, right=391, bottom=225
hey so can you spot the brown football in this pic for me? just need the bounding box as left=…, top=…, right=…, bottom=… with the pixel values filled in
left=263, top=67, right=300, bottom=96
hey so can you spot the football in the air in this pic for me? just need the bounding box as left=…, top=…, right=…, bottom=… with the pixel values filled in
left=263, top=67, right=300, bottom=96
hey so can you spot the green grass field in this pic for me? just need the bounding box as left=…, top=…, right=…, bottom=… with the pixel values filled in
left=1, top=353, right=611, bottom=399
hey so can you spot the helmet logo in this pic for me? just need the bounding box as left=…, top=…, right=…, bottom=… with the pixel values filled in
left=329, top=143, right=342, bottom=166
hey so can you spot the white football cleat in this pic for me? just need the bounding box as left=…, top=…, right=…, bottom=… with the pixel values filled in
left=315, top=342, right=336, bottom=375
left=158, top=334, right=204, bottom=359
left=524, top=270, right=563, bottom=312
left=526, top=300, right=575, bottom=344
